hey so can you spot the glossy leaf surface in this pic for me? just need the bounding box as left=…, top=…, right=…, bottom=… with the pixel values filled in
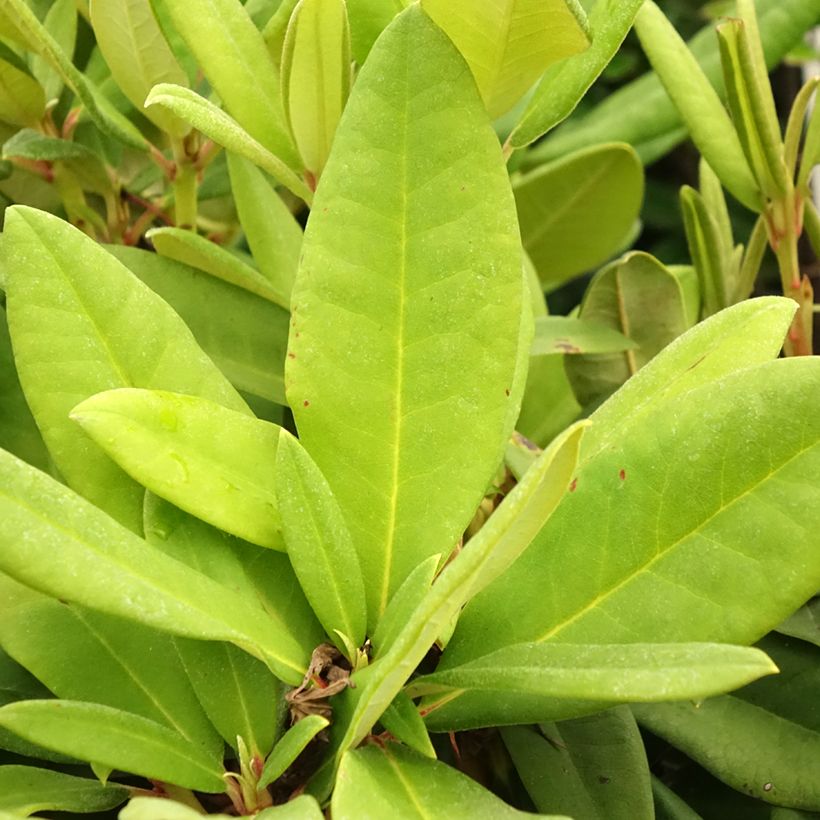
left=259, top=714, right=329, bottom=788
left=515, top=143, right=644, bottom=291
left=71, top=388, right=284, bottom=549
left=287, top=6, right=529, bottom=623
left=379, top=691, right=435, bottom=758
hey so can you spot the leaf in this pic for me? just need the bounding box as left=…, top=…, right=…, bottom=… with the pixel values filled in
left=509, top=0, right=645, bottom=148
left=227, top=153, right=302, bottom=303
left=145, top=84, right=312, bottom=203
left=287, top=5, right=530, bottom=624
left=0, top=701, right=226, bottom=793
left=777, top=598, right=820, bottom=648
left=652, top=777, right=703, bottom=820
left=515, top=143, right=644, bottom=291
left=0, top=599, right=223, bottom=759
left=2, top=206, right=247, bottom=533
left=29, top=0, right=76, bottom=103
left=433, top=356, right=820, bottom=730
left=175, top=639, right=283, bottom=757
left=0, top=448, right=309, bottom=684
left=420, top=0, right=590, bottom=119
left=259, top=714, right=329, bottom=788
left=276, top=431, right=367, bottom=651
left=147, top=226, right=289, bottom=308
left=532, top=316, right=637, bottom=356
left=122, top=795, right=324, bottom=820
left=159, top=0, right=297, bottom=165
left=70, top=388, right=284, bottom=549
left=0, top=57, right=45, bottom=127
left=378, top=691, right=435, bottom=759
left=90, top=0, right=188, bottom=137
left=502, top=708, right=653, bottom=820
left=281, top=0, right=350, bottom=180
left=634, top=634, right=820, bottom=810
left=345, top=0, right=400, bottom=65
left=108, top=245, right=290, bottom=406
left=0, top=766, right=128, bottom=815
left=564, top=252, right=688, bottom=408
left=332, top=743, right=566, bottom=819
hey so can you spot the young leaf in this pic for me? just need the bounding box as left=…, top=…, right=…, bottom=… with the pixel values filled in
left=281, top=0, right=351, bottom=181
left=109, top=245, right=290, bottom=406
left=287, top=5, right=530, bottom=624
left=0, top=57, right=45, bottom=127
left=407, top=643, right=777, bottom=705
left=227, top=153, right=302, bottom=303
left=0, top=701, right=226, bottom=793
left=502, top=708, right=653, bottom=820
left=29, top=0, right=76, bottom=103
left=276, top=430, right=368, bottom=652
left=145, top=84, right=312, bottom=203
left=70, top=388, right=284, bottom=549
left=3, top=206, right=247, bottom=533
left=0, top=766, right=128, bottom=815
left=531, top=317, right=637, bottom=357
left=344, top=0, right=400, bottom=65
left=378, top=691, right=435, bottom=759
left=332, top=743, right=564, bottom=819
left=420, top=0, right=590, bottom=119
left=634, top=1, right=760, bottom=211
left=159, top=0, right=297, bottom=165
left=0, top=448, right=309, bottom=684
left=515, top=143, right=644, bottom=291
left=509, top=0, right=645, bottom=148
left=148, top=226, right=290, bottom=308
left=436, top=357, right=820, bottom=728
left=258, top=714, right=329, bottom=788
left=90, top=0, right=189, bottom=137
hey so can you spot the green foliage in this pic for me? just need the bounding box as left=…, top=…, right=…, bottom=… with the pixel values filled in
left=0, top=0, right=817, bottom=816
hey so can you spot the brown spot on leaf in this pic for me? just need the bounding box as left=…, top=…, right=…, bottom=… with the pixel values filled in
left=619, top=469, right=626, bottom=481
left=569, top=478, right=578, bottom=492
left=555, top=340, right=581, bottom=354
left=303, top=400, right=310, bottom=407
left=505, top=388, right=510, bottom=397
left=288, top=352, right=296, bottom=359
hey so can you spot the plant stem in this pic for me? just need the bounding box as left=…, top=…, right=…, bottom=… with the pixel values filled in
left=171, top=138, right=198, bottom=229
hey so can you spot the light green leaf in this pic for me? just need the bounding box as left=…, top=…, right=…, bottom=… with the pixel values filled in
left=532, top=316, right=637, bottom=356
left=565, top=252, right=688, bottom=408
left=0, top=599, right=223, bottom=759
left=515, top=143, right=644, bottom=291
left=777, top=598, right=820, bottom=648
left=259, top=714, right=329, bottom=788
left=408, top=643, right=777, bottom=703
left=70, top=388, right=284, bottom=549
left=0, top=57, right=45, bottom=127
left=668, top=264, right=700, bottom=328
left=276, top=430, right=367, bottom=652
left=281, top=0, right=350, bottom=181
left=502, top=708, right=653, bottom=820
left=420, top=0, right=589, bottom=119
left=159, top=0, right=297, bottom=165
left=29, top=0, right=76, bottom=103
left=148, top=226, right=289, bottom=308
left=509, top=0, right=645, bottom=148
left=2, top=206, right=247, bottom=532
left=145, top=83, right=312, bottom=203
left=634, top=635, right=820, bottom=811
left=345, top=0, right=400, bottom=65
left=0, top=448, right=309, bottom=684
left=379, top=691, right=435, bottom=759
left=652, top=777, right=703, bottom=820
left=227, top=153, right=302, bottom=303
left=633, top=1, right=761, bottom=211
left=287, top=5, right=530, bottom=624
left=90, top=0, right=189, bottom=137
left=434, top=356, right=820, bottom=730
left=0, top=766, right=128, bottom=815
left=0, top=701, right=225, bottom=793
left=333, top=743, right=566, bottom=819
left=108, top=245, right=290, bottom=406
left=175, top=639, right=283, bottom=757
left=122, top=795, right=324, bottom=820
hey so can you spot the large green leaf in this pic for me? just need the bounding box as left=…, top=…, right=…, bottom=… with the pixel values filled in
left=0, top=57, right=45, bottom=127
left=634, top=635, right=820, bottom=811
left=515, top=143, right=644, bottom=291
left=89, top=0, right=189, bottom=136
left=0, top=597, right=222, bottom=759
left=0, top=701, right=226, bottom=793
left=502, top=708, right=653, bottom=819
left=108, top=245, right=290, bottom=406
left=71, top=387, right=284, bottom=548
left=287, top=5, right=530, bottom=624
left=509, top=0, right=645, bottom=148
left=344, top=0, right=400, bottom=64
left=332, top=743, right=566, bottom=819
left=420, top=0, right=589, bottom=119
left=0, top=448, right=309, bottom=684
left=431, top=355, right=820, bottom=729
left=159, top=0, right=297, bottom=165
left=2, top=206, right=247, bottom=532
left=0, top=766, right=128, bottom=815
